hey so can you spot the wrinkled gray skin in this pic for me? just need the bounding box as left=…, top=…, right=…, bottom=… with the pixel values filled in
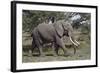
left=31, top=20, right=79, bottom=56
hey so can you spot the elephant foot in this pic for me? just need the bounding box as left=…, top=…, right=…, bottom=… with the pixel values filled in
left=64, top=52, right=71, bottom=57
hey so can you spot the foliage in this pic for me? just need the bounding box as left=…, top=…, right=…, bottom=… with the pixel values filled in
left=71, top=13, right=91, bottom=29
left=22, top=10, right=66, bottom=33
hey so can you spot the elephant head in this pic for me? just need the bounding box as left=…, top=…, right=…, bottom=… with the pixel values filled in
left=54, top=20, right=80, bottom=46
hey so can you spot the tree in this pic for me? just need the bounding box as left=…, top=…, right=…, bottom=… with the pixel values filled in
left=22, top=10, right=66, bottom=33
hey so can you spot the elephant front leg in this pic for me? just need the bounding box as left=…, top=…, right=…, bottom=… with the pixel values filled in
left=56, top=37, right=70, bottom=57
left=61, top=43, right=70, bottom=57
left=51, top=42, right=58, bottom=57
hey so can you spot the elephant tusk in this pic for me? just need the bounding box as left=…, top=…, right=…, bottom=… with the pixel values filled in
left=75, top=40, right=80, bottom=45
left=70, top=37, right=78, bottom=46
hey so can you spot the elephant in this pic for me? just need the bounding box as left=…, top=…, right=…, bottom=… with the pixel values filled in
left=31, top=20, right=80, bottom=56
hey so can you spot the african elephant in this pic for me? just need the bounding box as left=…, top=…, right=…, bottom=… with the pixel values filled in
left=31, top=20, right=80, bottom=56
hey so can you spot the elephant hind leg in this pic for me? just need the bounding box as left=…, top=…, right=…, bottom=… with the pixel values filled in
left=34, top=39, right=45, bottom=57
left=33, top=31, right=45, bottom=56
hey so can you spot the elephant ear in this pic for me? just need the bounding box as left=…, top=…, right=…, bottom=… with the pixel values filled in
left=54, top=23, right=64, bottom=37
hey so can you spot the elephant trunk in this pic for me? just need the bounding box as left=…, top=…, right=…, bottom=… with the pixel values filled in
left=69, top=36, right=78, bottom=46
